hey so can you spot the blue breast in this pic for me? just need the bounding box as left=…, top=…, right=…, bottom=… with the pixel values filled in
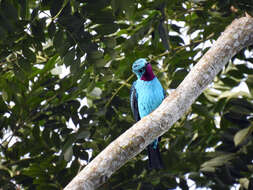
left=135, top=77, right=164, bottom=118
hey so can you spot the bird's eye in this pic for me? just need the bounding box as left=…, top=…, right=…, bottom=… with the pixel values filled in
left=139, top=68, right=144, bottom=73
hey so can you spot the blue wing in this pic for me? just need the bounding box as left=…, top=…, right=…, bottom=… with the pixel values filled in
left=130, top=82, right=140, bottom=121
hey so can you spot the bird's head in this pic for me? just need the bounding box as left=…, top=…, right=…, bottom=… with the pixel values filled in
left=132, top=58, right=148, bottom=79
left=132, top=58, right=155, bottom=81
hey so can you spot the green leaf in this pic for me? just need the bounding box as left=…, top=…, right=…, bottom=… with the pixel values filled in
left=88, top=9, right=114, bottom=24
left=95, top=24, right=119, bottom=35
left=123, top=0, right=135, bottom=19
left=246, top=75, right=253, bottom=95
left=64, top=146, right=73, bottom=162
left=239, top=178, right=250, bottom=189
left=236, top=64, right=253, bottom=75
left=70, top=59, right=80, bottom=75
left=48, top=21, right=56, bottom=38
left=2, top=90, right=8, bottom=101
left=200, top=166, right=216, bottom=173
left=227, top=69, right=244, bottom=79
left=53, top=30, right=63, bottom=49
left=42, top=128, right=51, bottom=147
left=14, top=66, right=26, bottom=82
left=220, top=77, right=238, bottom=87
left=63, top=48, right=75, bottom=66
left=1, top=1, right=18, bottom=22
left=169, top=35, right=184, bottom=46
left=76, top=129, right=90, bottom=140
left=62, top=134, right=76, bottom=158
left=0, top=168, right=11, bottom=178
left=218, top=91, right=251, bottom=101
left=201, top=154, right=235, bottom=169
left=32, top=126, right=40, bottom=139
left=23, top=48, right=36, bottom=63
left=169, top=69, right=188, bottom=88
left=41, top=55, right=59, bottom=75
left=111, top=0, right=120, bottom=16
left=53, top=31, right=70, bottom=56
left=78, top=150, right=88, bottom=160
left=52, top=132, right=61, bottom=148
left=234, top=126, right=253, bottom=147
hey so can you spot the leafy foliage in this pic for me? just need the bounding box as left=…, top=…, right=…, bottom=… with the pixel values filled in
left=0, top=0, right=253, bottom=189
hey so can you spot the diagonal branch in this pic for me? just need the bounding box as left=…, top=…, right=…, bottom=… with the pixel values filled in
left=64, top=16, right=253, bottom=190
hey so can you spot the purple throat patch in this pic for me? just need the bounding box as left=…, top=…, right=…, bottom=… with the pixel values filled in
left=141, top=64, right=155, bottom=81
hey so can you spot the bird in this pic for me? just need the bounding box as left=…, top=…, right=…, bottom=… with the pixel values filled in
left=130, top=58, right=165, bottom=169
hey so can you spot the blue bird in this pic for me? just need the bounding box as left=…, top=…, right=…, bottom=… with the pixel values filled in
left=130, top=58, right=165, bottom=169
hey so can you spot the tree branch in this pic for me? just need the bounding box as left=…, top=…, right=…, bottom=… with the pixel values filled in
left=64, top=16, right=253, bottom=190
left=105, top=74, right=134, bottom=108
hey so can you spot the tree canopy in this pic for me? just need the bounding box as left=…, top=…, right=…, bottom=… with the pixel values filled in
left=1, top=0, right=253, bottom=190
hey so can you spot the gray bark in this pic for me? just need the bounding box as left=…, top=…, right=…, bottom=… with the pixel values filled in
left=64, top=16, right=253, bottom=190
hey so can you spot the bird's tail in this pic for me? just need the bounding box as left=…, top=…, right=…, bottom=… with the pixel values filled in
left=147, top=140, right=163, bottom=170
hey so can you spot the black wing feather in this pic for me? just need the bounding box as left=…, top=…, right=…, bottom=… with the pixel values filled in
left=130, top=82, right=140, bottom=121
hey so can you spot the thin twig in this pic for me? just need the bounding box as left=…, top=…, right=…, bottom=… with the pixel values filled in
left=1, top=133, right=13, bottom=145
left=51, top=0, right=70, bottom=21
left=105, top=74, right=134, bottom=108
left=153, top=32, right=215, bottom=60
